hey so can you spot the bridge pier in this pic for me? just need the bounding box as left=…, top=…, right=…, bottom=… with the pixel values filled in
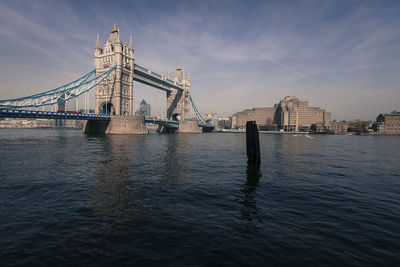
left=177, top=121, right=202, bottom=133
left=82, top=120, right=110, bottom=134
left=83, top=115, right=148, bottom=135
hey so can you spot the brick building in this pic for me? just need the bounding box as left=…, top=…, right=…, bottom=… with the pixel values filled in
left=274, top=96, right=331, bottom=131
left=376, top=111, right=400, bottom=134
left=331, top=120, right=351, bottom=133
left=232, top=107, right=276, bottom=130
left=232, top=96, right=331, bottom=131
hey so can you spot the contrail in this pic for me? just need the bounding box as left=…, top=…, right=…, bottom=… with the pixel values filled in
left=256, top=52, right=315, bottom=83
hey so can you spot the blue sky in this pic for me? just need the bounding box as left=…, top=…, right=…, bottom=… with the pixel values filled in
left=0, top=0, right=399, bottom=120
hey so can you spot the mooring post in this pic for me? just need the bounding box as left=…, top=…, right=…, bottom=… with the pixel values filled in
left=246, top=121, right=261, bottom=164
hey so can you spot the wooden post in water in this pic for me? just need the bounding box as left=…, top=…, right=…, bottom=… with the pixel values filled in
left=246, top=121, right=261, bottom=164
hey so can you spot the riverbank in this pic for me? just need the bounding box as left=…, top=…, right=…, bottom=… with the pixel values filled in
left=220, top=129, right=310, bottom=134
left=219, top=129, right=400, bottom=136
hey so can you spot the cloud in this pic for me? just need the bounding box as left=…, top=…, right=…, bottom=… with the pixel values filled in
left=255, top=52, right=315, bottom=83
left=0, top=0, right=399, bottom=120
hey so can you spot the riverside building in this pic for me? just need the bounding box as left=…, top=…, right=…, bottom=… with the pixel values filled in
left=331, top=120, right=352, bottom=133
left=232, top=107, right=276, bottom=130
left=231, top=96, right=331, bottom=131
left=275, top=96, right=331, bottom=131
left=376, top=111, right=400, bottom=134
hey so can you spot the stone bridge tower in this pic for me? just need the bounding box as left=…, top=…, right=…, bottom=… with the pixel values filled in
left=94, top=24, right=134, bottom=116
left=167, top=66, right=191, bottom=121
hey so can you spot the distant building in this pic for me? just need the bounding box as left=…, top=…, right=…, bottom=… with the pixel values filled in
left=216, top=117, right=232, bottom=129
left=0, top=118, right=55, bottom=128
left=331, top=120, right=351, bottom=133
left=275, top=96, right=331, bottom=131
left=203, top=112, right=217, bottom=125
left=204, top=112, right=217, bottom=121
left=376, top=111, right=400, bottom=134
left=232, top=107, right=276, bottom=130
left=139, top=99, right=151, bottom=118
left=231, top=96, right=331, bottom=131
left=57, top=95, right=66, bottom=111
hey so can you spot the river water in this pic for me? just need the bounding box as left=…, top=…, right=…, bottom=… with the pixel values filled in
left=0, top=129, right=399, bottom=266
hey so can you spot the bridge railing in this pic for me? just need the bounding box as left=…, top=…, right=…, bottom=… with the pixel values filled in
left=134, top=64, right=164, bottom=80
left=134, top=64, right=149, bottom=73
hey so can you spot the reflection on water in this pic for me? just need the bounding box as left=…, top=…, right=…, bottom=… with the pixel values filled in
left=246, top=164, right=261, bottom=189
left=239, top=164, right=262, bottom=239
left=83, top=134, right=192, bottom=228
left=162, top=134, right=189, bottom=184
left=84, top=135, right=145, bottom=227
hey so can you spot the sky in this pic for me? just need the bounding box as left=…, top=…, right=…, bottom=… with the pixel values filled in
left=0, top=0, right=399, bottom=120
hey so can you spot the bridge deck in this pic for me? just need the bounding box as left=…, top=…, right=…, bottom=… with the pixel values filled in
left=0, top=109, right=110, bottom=121
left=1, top=109, right=214, bottom=132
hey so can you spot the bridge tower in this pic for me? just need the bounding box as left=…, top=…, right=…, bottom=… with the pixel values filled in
left=166, top=67, right=202, bottom=133
left=167, top=66, right=191, bottom=121
left=94, top=24, right=134, bottom=116
left=85, top=25, right=147, bottom=134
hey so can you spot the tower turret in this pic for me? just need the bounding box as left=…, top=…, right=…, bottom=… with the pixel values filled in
left=94, top=34, right=101, bottom=67
left=95, top=34, right=101, bottom=49
left=173, top=66, right=183, bottom=83
left=167, top=65, right=191, bottom=121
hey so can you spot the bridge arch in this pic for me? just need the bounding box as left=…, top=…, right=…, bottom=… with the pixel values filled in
left=172, top=112, right=182, bottom=122
left=101, top=102, right=115, bottom=115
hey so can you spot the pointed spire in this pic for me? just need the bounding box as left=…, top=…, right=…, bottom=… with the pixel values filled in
left=112, top=23, right=118, bottom=33
left=129, top=35, right=133, bottom=49
left=95, top=34, right=100, bottom=49
left=116, top=28, right=121, bottom=42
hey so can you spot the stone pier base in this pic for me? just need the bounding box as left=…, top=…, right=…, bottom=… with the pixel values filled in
left=177, top=121, right=202, bottom=133
left=82, top=120, right=110, bottom=134
left=83, top=115, right=148, bottom=135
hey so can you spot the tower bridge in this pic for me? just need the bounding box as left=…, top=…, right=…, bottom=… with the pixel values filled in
left=0, top=25, right=214, bottom=134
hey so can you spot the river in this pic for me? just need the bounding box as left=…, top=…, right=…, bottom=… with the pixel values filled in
left=0, top=129, right=399, bottom=266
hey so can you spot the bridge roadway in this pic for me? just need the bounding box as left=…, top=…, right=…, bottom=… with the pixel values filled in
left=0, top=109, right=110, bottom=121
left=0, top=109, right=196, bottom=130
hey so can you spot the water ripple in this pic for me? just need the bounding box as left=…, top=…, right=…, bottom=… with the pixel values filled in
left=0, top=129, right=399, bottom=266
